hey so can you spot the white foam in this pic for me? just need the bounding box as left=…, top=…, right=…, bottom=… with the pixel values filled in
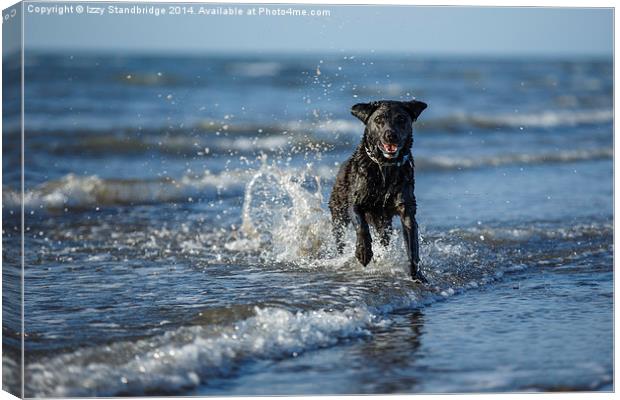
left=26, top=306, right=379, bottom=397
left=462, top=222, right=613, bottom=243
left=418, top=147, right=612, bottom=170
left=470, top=109, right=613, bottom=129
left=2, top=354, right=20, bottom=395
left=4, top=171, right=250, bottom=210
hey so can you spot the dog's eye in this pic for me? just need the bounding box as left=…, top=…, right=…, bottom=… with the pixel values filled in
left=396, top=116, right=406, bottom=125
left=374, top=116, right=384, bottom=124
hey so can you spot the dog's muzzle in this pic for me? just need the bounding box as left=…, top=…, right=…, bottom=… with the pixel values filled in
left=378, top=142, right=400, bottom=159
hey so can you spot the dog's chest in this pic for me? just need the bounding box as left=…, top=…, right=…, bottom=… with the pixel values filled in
left=351, top=163, right=414, bottom=207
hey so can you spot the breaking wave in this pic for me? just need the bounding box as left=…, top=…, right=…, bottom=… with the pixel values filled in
left=26, top=306, right=379, bottom=397
left=5, top=145, right=611, bottom=211
left=416, top=148, right=613, bottom=170
left=424, top=109, right=613, bottom=130
left=3, top=171, right=249, bottom=210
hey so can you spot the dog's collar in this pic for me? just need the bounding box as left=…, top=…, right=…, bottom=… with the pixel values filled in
left=364, top=146, right=410, bottom=167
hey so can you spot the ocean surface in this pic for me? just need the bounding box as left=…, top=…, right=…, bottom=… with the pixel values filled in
left=2, top=52, right=613, bottom=396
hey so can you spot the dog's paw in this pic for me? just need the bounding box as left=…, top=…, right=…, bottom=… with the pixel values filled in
left=355, top=242, right=373, bottom=266
left=411, top=269, right=428, bottom=284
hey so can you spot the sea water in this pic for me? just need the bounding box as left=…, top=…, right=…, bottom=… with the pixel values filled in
left=2, top=53, right=613, bottom=396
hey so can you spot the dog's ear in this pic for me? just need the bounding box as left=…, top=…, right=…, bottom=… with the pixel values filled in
left=403, top=100, right=427, bottom=121
left=351, top=102, right=379, bottom=124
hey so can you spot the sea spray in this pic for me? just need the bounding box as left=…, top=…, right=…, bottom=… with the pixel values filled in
left=236, top=162, right=332, bottom=261
left=233, top=162, right=422, bottom=276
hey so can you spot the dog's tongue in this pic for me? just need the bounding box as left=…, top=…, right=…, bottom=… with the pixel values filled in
left=383, top=143, right=398, bottom=153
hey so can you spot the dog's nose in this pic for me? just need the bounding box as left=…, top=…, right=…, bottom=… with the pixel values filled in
left=384, top=130, right=398, bottom=143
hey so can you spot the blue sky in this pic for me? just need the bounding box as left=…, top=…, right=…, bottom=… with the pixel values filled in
left=14, top=3, right=615, bottom=56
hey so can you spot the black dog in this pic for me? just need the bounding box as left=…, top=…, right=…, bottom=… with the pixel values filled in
left=328, top=99, right=427, bottom=282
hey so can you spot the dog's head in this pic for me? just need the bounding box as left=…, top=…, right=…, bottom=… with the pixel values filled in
left=351, top=100, right=427, bottom=160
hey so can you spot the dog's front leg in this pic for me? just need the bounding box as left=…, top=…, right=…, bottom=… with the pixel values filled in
left=352, top=205, right=373, bottom=266
left=396, top=202, right=426, bottom=283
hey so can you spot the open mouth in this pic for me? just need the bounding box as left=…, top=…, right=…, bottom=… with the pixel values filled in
left=379, top=142, right=400, bottom=158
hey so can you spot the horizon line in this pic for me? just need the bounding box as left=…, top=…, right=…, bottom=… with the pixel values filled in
left=13, top=47, right=614, bottom=60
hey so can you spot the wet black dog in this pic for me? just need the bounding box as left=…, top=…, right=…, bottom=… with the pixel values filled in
left=328, top=99, right=428, bottom=282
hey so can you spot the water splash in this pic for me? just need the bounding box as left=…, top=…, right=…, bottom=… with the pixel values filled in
left=233, top=162, right=332, bottom=262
